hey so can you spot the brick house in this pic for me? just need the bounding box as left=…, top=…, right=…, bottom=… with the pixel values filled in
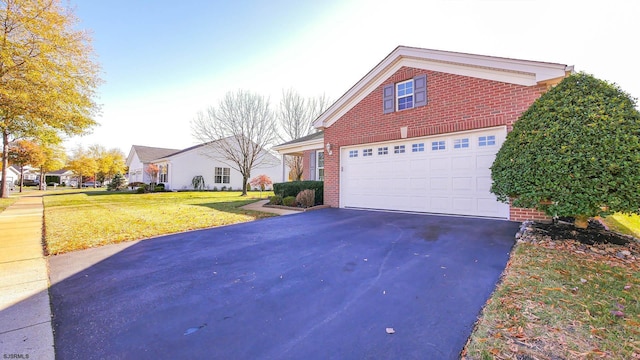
left=273, top=46, right=572, bottom=221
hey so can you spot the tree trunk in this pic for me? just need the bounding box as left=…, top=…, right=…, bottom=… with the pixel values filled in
left=19, top=166, right=24, bottom=193
left=1, top=131, right=9, bottom=198
left=241, top=174, right=248, bottom=196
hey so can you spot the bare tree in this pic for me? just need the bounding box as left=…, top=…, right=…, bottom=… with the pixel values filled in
left=191, top=90, right=278, bottom=196
left=277, top=89, right=330, bottom=180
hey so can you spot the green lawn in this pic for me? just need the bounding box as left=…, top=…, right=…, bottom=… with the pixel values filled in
left=0, top=197, right=18, bottom=212
left=44, top=190, right=274, bottom=254
left=603, top=213, right=640, bottom=238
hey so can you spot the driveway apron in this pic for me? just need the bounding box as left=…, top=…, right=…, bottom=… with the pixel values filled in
left=49, top=209, right=519, bottom=359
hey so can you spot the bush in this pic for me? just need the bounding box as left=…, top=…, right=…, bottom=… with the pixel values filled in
left=107, top=173, right=127, bottom=191
left=491, top=72, right=640, bottom=226
left=269, top=195, right=283, bottom=205
left=136, top=186, right=146, bottom=194
left=296, top=189, right=315, bottom=208
left=221, top=186, right=227, bottom=191
left=273, top=181, right=323, bottom=206
left=282, top=196, right=297, bottom=207
left=192, top=175, right=205, bottom=190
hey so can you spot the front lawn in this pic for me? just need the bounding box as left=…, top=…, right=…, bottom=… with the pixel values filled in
left=604, top=213, right=640, bottom=238
left=0, top=197, right=18, bottom=212
left=44, top=190, right=274, bottom=254
left=464, top=237, right=639, bottom=359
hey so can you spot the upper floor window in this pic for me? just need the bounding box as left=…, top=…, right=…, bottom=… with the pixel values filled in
left=383, top=74, right=428, bottom=114
left=396, top=80, right=414, bottom=111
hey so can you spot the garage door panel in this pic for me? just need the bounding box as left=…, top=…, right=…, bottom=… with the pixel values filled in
left=476, top=176, right=492, bottom=192
left=430, top=177, right=449, bottom=191
left=476, top=154, right=495, bottom=169
left=341, top=128, right=509, bottom=218
left=430, top=157, right=449, bottom=171
left=452, top=156, right=474, bottom=171
left=452, top=177, right=473, bottom=191
left=430, top=197, right=449, bottom=211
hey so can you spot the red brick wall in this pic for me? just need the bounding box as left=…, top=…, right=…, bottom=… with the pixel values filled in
left=324, top=66, right=548, bottom=220
left=510, top=207, right=551, bottom=222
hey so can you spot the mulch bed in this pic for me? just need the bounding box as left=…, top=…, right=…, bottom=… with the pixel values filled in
left=517, top=220, right=639, bottom=266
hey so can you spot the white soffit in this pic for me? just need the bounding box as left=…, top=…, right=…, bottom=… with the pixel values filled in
left=314, top=46, right=571, bottom=129
left=272, top=138, right=324, bottom=155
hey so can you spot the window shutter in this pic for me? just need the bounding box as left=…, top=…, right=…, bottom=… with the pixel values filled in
left=309, top=151, right=316, bottom=180
left=413, top=74, right=427, bottom=107
left=383, top=84, right=395, bottom=114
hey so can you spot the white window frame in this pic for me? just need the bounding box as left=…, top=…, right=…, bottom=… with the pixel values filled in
left=159, top=164, right=168, bottom=182
left=349, top=150, right=358, bottom=158
left=431, top=140, right=446, bottom=151
left=454, top=138, right=470, bottom=149
left=394, top=145, right=406, bottom=154
left=396, top=79, right=414, bottom=111
left=412, top=143, right=425, bottom=152
left=316, top=151, right=324, bottom=181
left=363, top=149, right=372, bottom=157
left=479, top=135, right=496, bottom=147
left=214, top=167, right=230, bottom=184
left=378, top=147, right=388, bottom=155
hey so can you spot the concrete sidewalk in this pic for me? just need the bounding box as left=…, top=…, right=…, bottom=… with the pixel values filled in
left=241, top=199, right=301, bottom=215
left=0, top=195, right=54, bottom=360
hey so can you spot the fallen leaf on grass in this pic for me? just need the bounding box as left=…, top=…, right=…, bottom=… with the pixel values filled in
left=610, top=310, right=625, bottom=318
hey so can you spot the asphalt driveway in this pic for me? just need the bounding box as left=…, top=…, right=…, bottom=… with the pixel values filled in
left=48, top=209, right=519, bottom=359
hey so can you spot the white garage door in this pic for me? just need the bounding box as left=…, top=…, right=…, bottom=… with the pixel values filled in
left=340, top=127, right=509, bottom=218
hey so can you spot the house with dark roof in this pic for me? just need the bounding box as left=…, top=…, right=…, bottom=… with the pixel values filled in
left=126, top=139, right=284, bottom=191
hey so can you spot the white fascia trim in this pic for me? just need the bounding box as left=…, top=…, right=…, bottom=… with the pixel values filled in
left=272, top=137, right=324, bottom=155
left=314, top=46, right=571, bottom=129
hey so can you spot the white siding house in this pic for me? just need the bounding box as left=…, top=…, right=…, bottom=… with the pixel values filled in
left=126, top=140, right=285, bottom=191
left=126, top=145, right=180, bottom=183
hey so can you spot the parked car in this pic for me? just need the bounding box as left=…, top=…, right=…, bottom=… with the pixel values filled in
left=82, top=181, right=102, bottom=188
left=21, top=179, right=40, bottom=187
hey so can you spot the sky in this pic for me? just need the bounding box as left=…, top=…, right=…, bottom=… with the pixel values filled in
left=65, top=0, right=640, bottom=156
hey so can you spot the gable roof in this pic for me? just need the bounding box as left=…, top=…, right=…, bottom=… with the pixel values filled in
left=128, top=145, right=181, bottom=164
left=313, top=46, right=573, bottom=129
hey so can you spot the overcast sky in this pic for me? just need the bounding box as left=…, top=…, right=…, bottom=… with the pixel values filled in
left=66, top=0, right=640, bottom=155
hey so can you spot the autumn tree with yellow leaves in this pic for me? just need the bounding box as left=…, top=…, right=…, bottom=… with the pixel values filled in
left=0, top=0, right=101, bottom=197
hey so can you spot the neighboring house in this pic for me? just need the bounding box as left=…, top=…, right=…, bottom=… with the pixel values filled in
left=273, top=46, right=573, bottom=221
left=126, top=145, right=180, bottom=183
left=46, top=169, right=77, bottom=186
left=4, top=166, right=20, bottom=190
left=126, top=140, right=284, bottom=191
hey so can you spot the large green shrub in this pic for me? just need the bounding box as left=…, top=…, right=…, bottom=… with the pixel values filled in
left=491, top=72, right=640, bottom=225
left=273, top=181, right=323, bottom=205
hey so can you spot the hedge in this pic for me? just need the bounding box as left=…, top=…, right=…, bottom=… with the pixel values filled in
left=273, top=181, right=323, bottom=206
